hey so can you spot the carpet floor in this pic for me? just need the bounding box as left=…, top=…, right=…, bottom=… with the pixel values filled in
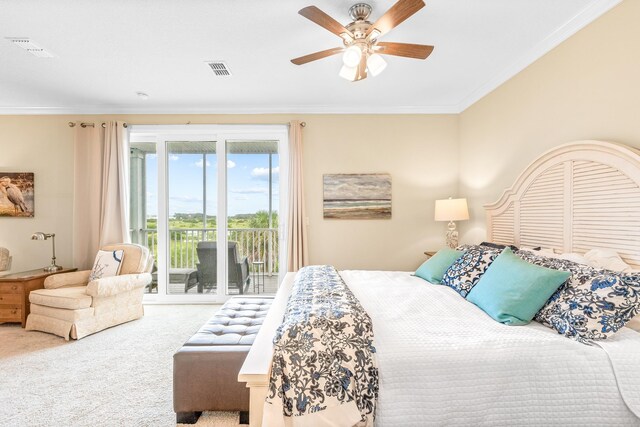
left=0, top=305, right=248, bottom=427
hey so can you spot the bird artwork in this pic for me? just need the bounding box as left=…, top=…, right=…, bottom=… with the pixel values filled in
left=0, top=173, right=34, bottom=217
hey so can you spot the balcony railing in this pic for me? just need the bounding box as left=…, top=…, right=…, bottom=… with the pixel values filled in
left=131, top=228, right=279, bottom=275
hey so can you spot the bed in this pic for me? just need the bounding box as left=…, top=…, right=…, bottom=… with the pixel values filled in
left=238, top=140, right=640, bottom=426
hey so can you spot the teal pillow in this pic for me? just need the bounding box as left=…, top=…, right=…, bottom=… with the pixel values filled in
left=415, top=248, right=463, bottom=284
left=466, top=248, right=571, bottom=326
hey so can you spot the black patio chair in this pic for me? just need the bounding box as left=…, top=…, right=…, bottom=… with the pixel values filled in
left=196, top=241, right=250, bottom=294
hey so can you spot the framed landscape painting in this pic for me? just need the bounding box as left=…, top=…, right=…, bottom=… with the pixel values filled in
left=0, top=172, right=34, bottom=217
left=323, top=173, right=391, bottom=219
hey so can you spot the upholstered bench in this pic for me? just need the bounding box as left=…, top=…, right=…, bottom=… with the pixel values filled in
left=173, top=296, right=273, bottom=424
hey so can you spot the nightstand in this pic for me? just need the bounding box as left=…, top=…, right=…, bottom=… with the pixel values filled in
left=0, top=267, right=76, bottom=327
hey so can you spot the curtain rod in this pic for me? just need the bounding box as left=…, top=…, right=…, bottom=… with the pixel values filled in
left=68, top=121, right=303, bottom=128
left=68, top=122, right=128, bottom=128
left=180, top=121, right=306, bottom=127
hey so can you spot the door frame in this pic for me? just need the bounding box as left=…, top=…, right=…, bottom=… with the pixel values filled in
left=129, top=124, right=288, bottom=304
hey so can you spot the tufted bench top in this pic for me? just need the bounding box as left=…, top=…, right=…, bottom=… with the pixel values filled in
left=183, top=297, right=273, bottom=346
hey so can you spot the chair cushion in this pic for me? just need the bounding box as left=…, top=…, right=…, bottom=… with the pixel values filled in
left=30, top=303, right=94, bottom=322
left=29, top=286, right=92, bottom=310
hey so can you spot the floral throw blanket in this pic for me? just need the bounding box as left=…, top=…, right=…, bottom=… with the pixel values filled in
left=265, top=265, right=378, bottom=426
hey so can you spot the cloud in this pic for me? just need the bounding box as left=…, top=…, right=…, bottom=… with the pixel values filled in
left=194, top=159, right=233, bottom=168
left=169, top=155, right=179, bottom=161
left=251, top=166, right=279, bottom=181
left=234, top=195, right=249, bottom=201
left=230, top=188, right=268, bottom=194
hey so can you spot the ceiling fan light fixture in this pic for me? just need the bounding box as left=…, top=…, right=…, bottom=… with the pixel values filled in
left=342, top=45, right=362, bottom=68
left=339, top=64, right=358, bottom=81
left=367, top=53, right=387, bottom=76
left=291, top=1, right=432, bottom=82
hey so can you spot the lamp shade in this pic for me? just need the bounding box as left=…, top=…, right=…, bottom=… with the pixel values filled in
left=31, top=232, right=51, bottom=240
left=31, top=231, right=61, bottom=272
left=434, top=198, right=469, bottom=222
left=339, top=64, right=358, bottom=81
left=367, top=53, right=387, bottom=76
left=343, top=45, right=362, bottom=67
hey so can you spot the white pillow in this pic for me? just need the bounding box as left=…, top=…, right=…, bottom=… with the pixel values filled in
left=556, top=253, right=591, bottom=265
left=584, top=249, right=633, bottom=272
left=89, top=249, right=124, bottom=281
left=519, top=246, right=556, bottom=256
left=520, top=247, right=591, bottom=266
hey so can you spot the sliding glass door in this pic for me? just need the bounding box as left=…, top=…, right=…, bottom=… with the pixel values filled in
left=166, top=140, right=217, bottom=295
left=226, top=140, right=280, bottom=296
left=129, top=125, right=288, bottom=302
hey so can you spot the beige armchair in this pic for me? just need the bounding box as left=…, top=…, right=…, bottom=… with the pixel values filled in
left=25, top=243, right=153, bottom=340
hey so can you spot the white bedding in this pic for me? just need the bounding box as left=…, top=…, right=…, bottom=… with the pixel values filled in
left=340, top=270, right=640, bottom=426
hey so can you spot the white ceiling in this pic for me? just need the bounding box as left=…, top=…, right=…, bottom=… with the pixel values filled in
left=0, top=0, right=621, bottom=114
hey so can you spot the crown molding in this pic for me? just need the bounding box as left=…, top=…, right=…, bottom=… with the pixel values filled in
left=0, top=104, right=460, bottom=115
left=455, top=0, right=623, bottom=113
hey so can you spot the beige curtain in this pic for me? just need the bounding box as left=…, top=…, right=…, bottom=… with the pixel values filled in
left=73, top=122, right=130, bottom=269
left=286, top=121, right=309, bottom=271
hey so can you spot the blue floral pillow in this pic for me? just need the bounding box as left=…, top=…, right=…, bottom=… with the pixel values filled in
left=441, top=245, right=500, bottom=297
left=517, top=250, right=640, bottom=342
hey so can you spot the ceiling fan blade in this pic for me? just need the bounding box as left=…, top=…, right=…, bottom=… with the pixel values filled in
left=367, top=0, right=425, bottom=38
left=291, top=47, right=345, bottom=65
left=376, top=42, right=434, bottom=59
left=299, top=6, right=354, bottom=40
left=354, top=53, right=368, bottom=81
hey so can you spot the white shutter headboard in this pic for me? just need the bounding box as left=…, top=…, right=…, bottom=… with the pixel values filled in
left=484, top=140, right=640, bottom=268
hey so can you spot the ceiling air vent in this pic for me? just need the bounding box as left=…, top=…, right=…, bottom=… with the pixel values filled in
left=5, top=37, right=54, bottom=57
left=207, top=61, right=232, bottom=76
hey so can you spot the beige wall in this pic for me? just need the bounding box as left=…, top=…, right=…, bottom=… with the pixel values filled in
left=0, top=116, right=75, bottom=273
left=303, top=115, right=458, bottom=270
left=458, top=0, right=640, bottom=243
left=0, top=114, right=458, bottom=274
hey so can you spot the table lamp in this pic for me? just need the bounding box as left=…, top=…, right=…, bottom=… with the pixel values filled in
left=31, top=232, right=62, bottom=272
left=434, top=198, right=469, bottom=248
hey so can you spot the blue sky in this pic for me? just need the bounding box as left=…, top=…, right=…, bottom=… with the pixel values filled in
left=144, top=152, right=279, bottom=217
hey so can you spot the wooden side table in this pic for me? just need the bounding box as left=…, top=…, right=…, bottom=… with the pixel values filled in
left=0, top=267, right=77, bottom=327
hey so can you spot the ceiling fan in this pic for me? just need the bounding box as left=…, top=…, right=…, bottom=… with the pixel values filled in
left=291, top=0, right=434, bottom=82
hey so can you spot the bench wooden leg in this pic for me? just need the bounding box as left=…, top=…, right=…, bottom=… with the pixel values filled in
left=176, top=411, right=202, bottom=424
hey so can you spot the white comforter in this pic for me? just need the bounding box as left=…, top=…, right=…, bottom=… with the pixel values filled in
left=340, top=270, right=640, bottom=426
